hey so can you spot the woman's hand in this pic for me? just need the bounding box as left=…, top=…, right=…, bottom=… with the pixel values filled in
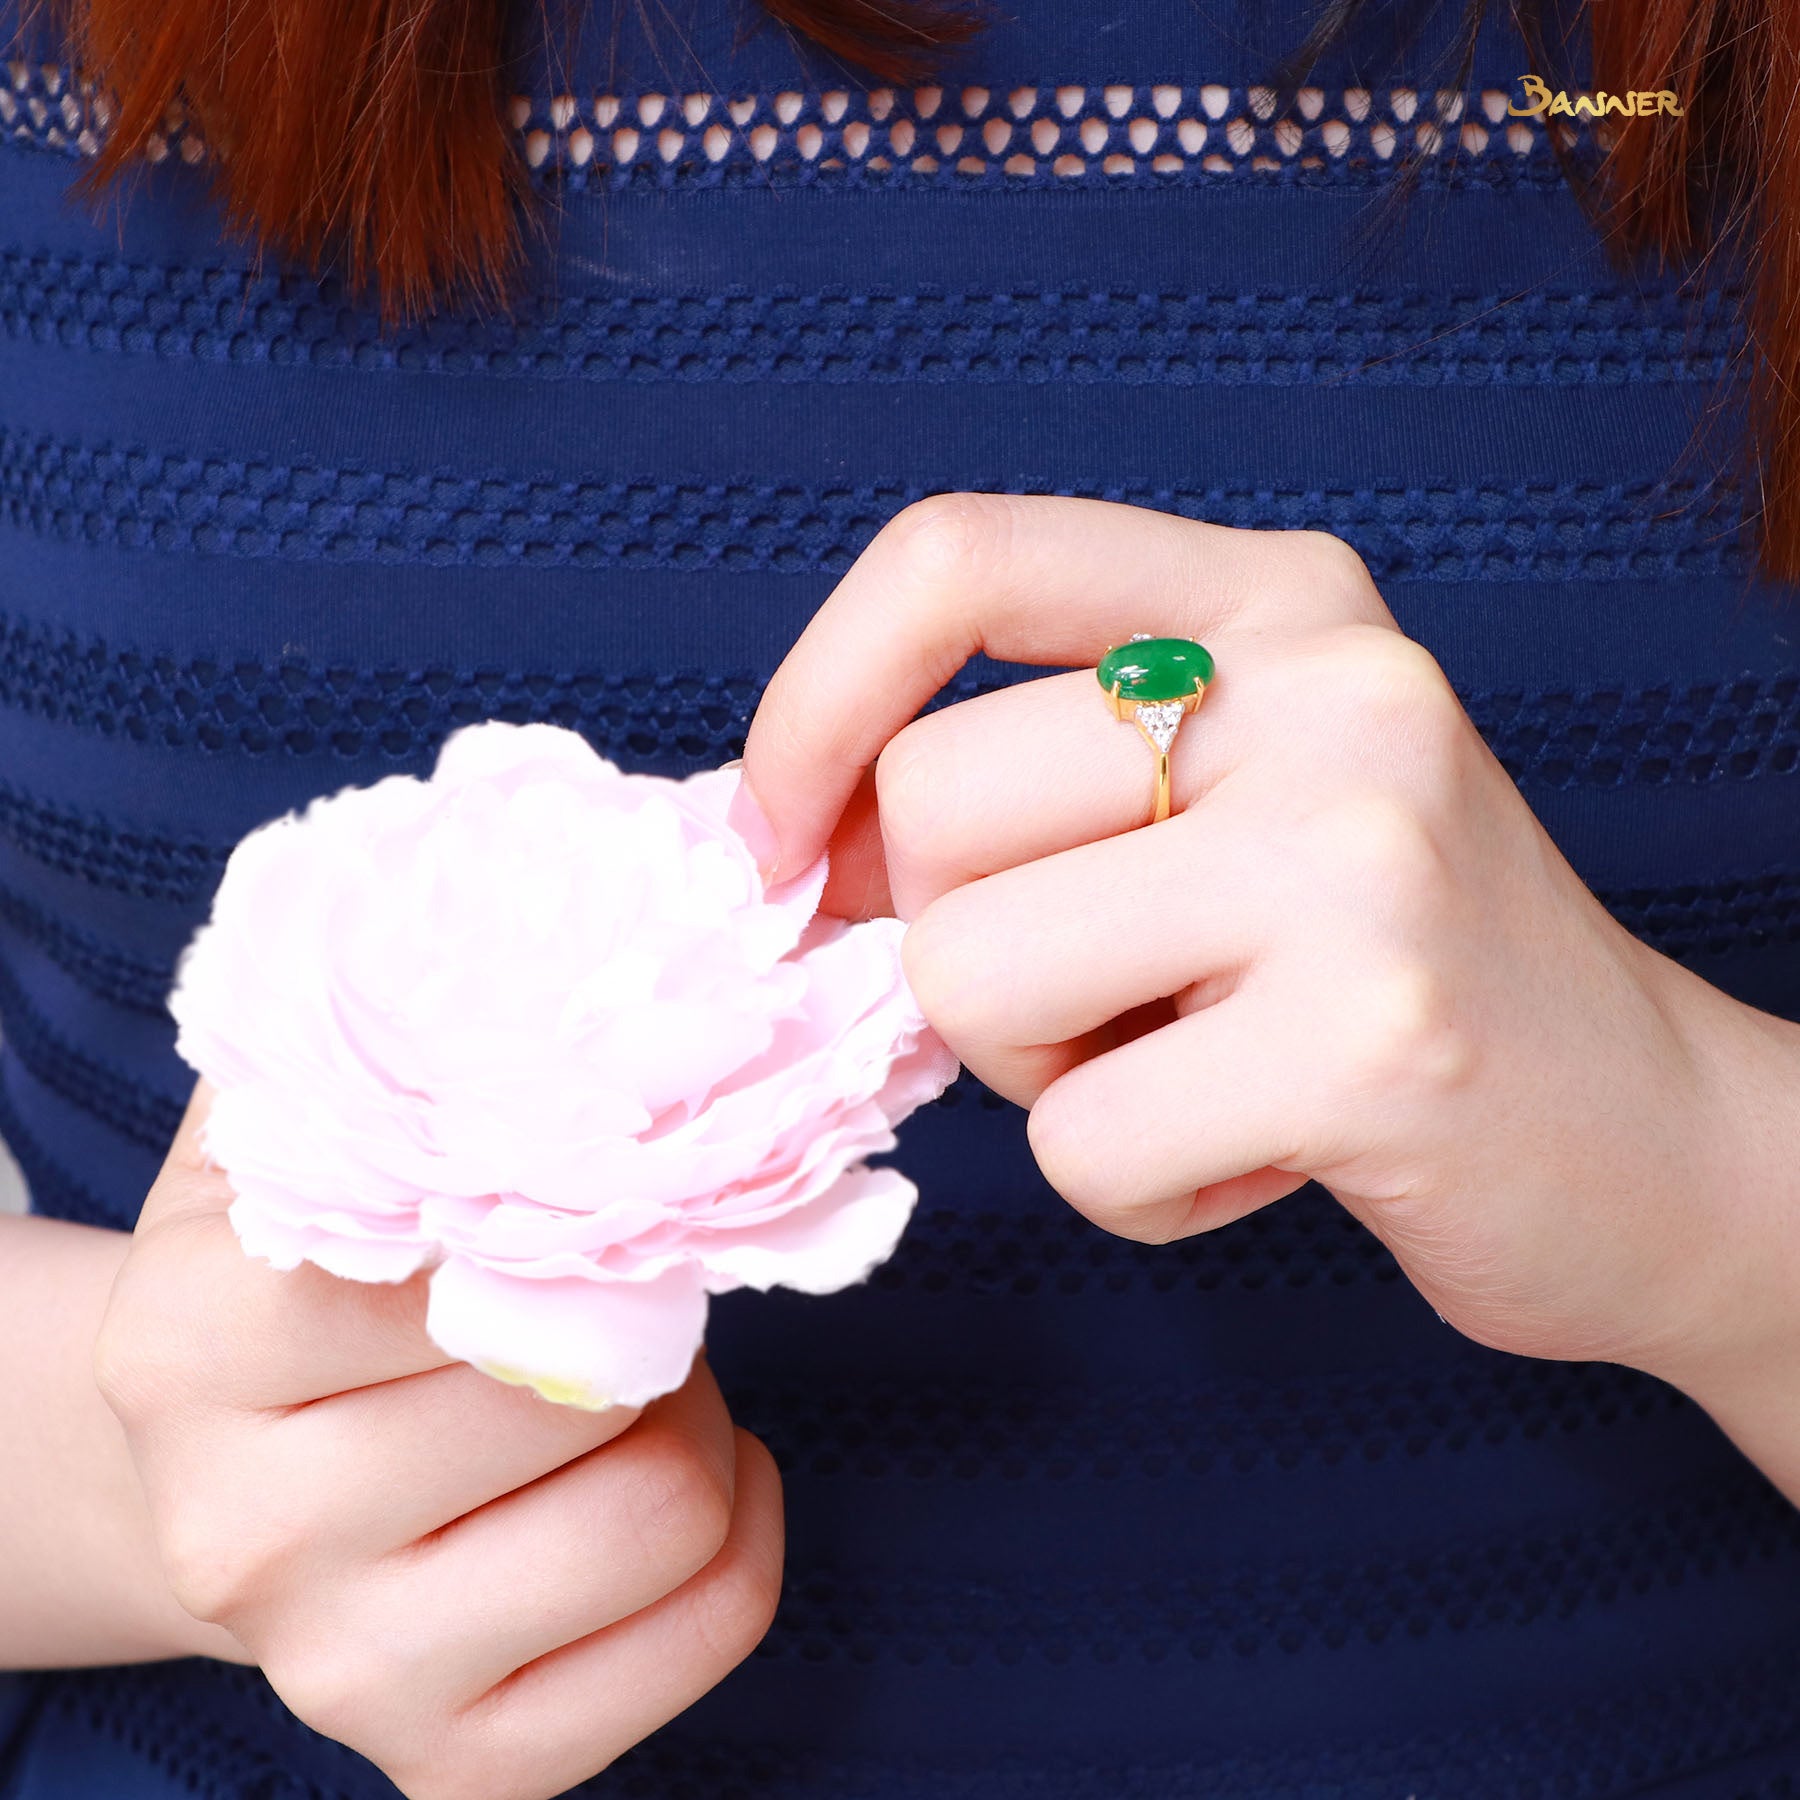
left=736, top=494, right=1800, bottom=1404
left=93, top=1079, right=784, bottom=1800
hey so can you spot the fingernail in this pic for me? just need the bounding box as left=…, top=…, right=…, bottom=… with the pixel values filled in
left=726, top=775, right=782, bottom=882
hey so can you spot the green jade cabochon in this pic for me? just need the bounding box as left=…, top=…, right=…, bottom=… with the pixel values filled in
left=1096, top=636, right=1215, bottom=702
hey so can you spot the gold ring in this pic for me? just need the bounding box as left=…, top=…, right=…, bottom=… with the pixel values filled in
left=1096, top=634, right=1215, bottom=825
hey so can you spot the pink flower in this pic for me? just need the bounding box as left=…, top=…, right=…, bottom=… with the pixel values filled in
left=168, top=721, right=958, bottom=1410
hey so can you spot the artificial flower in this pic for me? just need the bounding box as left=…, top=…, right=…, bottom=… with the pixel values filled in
left=169, top=720, right=958, bottom=1409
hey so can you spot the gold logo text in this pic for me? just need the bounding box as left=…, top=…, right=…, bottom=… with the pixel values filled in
left=1508, top=72, right=1683, bottom=118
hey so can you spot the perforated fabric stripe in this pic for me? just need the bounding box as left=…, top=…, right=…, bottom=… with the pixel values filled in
left=1600, top=871, right=1800, bottom=957
left=506, top=81, right=1589, bottom=186
left=0, top=780, right=219, bottom=902
left=606, top=1667, right=1800, bottom=1800
left=1463, top=677, right=1800, bottom=788
left=736, top=1358, right=1688, bottom=1482
left=0, top=1064, right=126, bottom=1228
left=1, top=615, right=1795, bottom=790
left=0, top=60, right=1606, bottom=191
left=15, top=1635, right=1800, bottom=1798
left=0, top=951, right=180, bottom=1149
left=761, top=1468, right=1800, bottom=1664
left=4, top=849, right=1799, bottom=1048
left=0, top=877, right=174, bottom=1015
left=877, top=1185, right=1401, bottom=1295
left=3, top=740, right=1799, bottom=935
left=0, top=433, right=1750, bottom=582
left=16, top=1658, right=346, bottom=1800
left=0, top=253, right=1746, bottom=388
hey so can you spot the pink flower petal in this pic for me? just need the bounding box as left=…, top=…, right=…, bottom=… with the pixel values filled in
left=226, top=1198, right=436, bottom=1282
left=426, top=1256, right=709, bottom=1411
left=172, top=721, right=957, bottom=1410
left=692, top=1163, right=919, bottom=1295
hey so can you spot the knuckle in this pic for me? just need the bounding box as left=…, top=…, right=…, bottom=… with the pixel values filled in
left=883, top=491, right=1013, bottom=588
left=1336, top=629, right=1449, bottom=710
left=1290, top=527, right=1375, bottom=595
left=90, top=1247, right=192, bottom=1422
left=624, top=1432, right=735, bottom=1581
left=1027, top=1090, right=1174, bottom=1242
left=157, top=1508, right=257, bottom=1626
left=899, top=897, right=987, bottom=1044
left=158, top=1489, right=309, bottom=1629
left=268, top=1644, right=386, bottom=1747
left=1334, top=634, right=1467, bottom=772
left=1343, top=959, right=1475, bottom=1099
left=688, top=1539, right=783, bottom=1669
left=875, top=722, right=958, bottom=860
left=89, top=1313, right=150, bottom=1419
left=1024, top=1084, right=1108, bottom=1217
left=1309, top=789, right=1446, bottom=917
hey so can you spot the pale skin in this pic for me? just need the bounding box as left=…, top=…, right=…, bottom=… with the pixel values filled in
left=5, top=496, right=1800, bottom=1799
left=731, top=495, right=1800, bottom=1500
left=3, top=1085, right=787, bottom=1800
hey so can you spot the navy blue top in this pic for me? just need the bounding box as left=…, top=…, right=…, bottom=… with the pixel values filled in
left=4, top=0, right=1800, bottom=1793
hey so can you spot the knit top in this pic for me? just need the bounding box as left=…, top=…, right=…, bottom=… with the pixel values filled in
left=3, top=0, right=1800, bottom=1794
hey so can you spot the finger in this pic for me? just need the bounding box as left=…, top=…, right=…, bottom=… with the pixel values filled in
left=368, top=1359, right=740, bottom=1704
left=740, top=497, right=1387, bottom=880
left=879, top=666, right=1263, bottom=919
left=447, top=1427, right=784, bottom=1798
left=117, top=1209, right=461, bottom=1410
left=902, top=809, right=1262, bottom=1105
left=1027, top=993, right=1333, bottom=1243
left=222, top=1356, right=646, bottom=1556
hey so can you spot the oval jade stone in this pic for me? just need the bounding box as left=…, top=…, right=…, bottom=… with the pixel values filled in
left=1097, top=636, right=1215, bottom=701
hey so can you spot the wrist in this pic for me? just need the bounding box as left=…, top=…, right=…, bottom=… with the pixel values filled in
left=1626, top=948, right=1800, bottom=1439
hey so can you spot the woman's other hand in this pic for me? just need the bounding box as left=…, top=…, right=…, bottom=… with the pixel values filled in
left=93, top=1078, right=784, bottom=1800
left=736, top=495, right=1800, bottom=1404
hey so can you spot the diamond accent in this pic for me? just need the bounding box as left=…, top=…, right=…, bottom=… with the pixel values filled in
left=1136, top=700, right=1185, bottom=752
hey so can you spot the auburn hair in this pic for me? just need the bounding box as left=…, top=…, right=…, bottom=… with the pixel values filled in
left=31, top=0, right=1800, bottom=582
